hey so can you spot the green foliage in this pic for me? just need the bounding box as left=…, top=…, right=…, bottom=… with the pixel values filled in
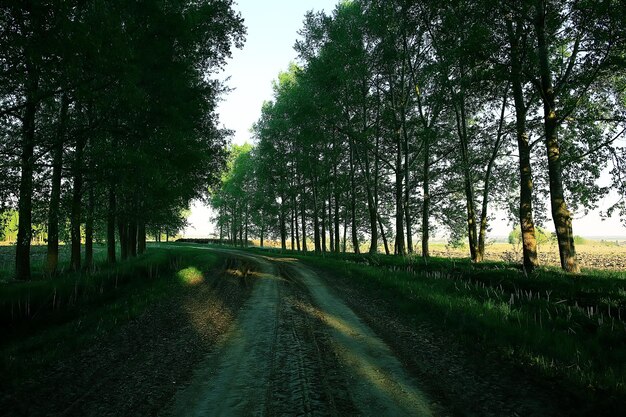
left=508, top=227, right=555, bottom=247
left=221, top=0, right=626, bottom=272
left=0, top=0, right=246, bottom=278
left=0, top=211, right=18, bottom=242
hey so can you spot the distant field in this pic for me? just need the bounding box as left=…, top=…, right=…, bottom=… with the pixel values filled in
left=249, top=239, right=626, bottom=271
left=428, top=241, right=626, bottom=271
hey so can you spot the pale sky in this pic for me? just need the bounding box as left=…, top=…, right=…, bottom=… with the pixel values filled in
left=184, top=0, right=626, bottom=239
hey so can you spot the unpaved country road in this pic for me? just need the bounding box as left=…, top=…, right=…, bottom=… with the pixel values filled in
left=165, top=248, right=435, bottom=417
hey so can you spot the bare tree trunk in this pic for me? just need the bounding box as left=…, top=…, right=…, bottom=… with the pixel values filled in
left=15, top=68, right=39, bottom=281
left=280, top=196, right=287, bottom=250
left=343, top=203, right=348, bottom=253
left=422, top=130, right=431, bottom=258
left=119, top=217, right=129, bottom=260
left=313, top=179, right=321, bottom=253
left=70, top=133, right=86, bottom=271
left=349, top=144, right=359, bottom=254
left=378, top=214, right=390, bottom=255
left=321, top=198, right=327, bottom=253
left=245, top=205, right=249, bottom=248
left=404, top=138, right=413, bottom=254
left=85, top=186, right=94, bottom=268
left=260, top=215, right=265, bottom=248
left=334, top=169, right=340, bottom=253
left=328, top=196, right=334, bottom=253
left=129, top=221, right=137, bottom=257
left=293, top=195, right=301, bottom=251
left=107, top=187, right=116, bottom=264
left=506, top=19, right=539, bottom=272
left=535, top=0, right=579, bottom=272
left=138, top=222, right=147, bottom=254
left=394, top=144, right=405, bottom=255
left=290, top=200, right=295, bottom=250
left=454, top=92, right=479, bottom=262
left=301, top=183, right=308, bottom=252
left=46, top=95, right=68, bottom=275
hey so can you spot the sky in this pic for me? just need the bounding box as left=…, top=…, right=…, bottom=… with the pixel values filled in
left=183, top=0, right=626, bottom=240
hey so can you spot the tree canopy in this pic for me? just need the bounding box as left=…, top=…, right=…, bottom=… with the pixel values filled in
left=0, top=0, right=245, bottom=279
left=211, top=0, right=626, bottom=273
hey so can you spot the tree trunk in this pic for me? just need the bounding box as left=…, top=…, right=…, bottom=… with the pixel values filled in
left=313, top=179, right=321, bottom=253
left=455, top=93, right=479, bottom=262
left=290, top=200, right=295, bottom=250
left=328, top=196, right=334, bottom=253
left=138, top=222, right=146, bottom=254
left=293, top=195, right=301, bottom=251
left=394, top=145, right=405, bottom=255
left=301, top=184, right=308, bottom=252
left=15, top=69, right=39, bottom=281
left=404, top=138, right=413, bottom=254
left=349, top=142, right=359, bottom=254
left=507, top=18, right=539, bottom=272
left=70, top=134, right=86, bottom=271
left=46, top=95, right=68, bottom=275
left=107, top=188, right=116, bottom=263
left=260, top=215, right=265, bottom=248
left=334, top=170, right=340, bottom=253
left=119, top=217, right=129, bottom=260
left=535, top=0, right=579, bottom=273
left=245, top=205, right=249, bottom=248
left=280, top=197, right=287, bottom=250
left=378, top=214, right=390, bottom=255
left=343, top=204, right=348, bottom=253
left=422, top=130, right=431, bottom=258
left=321, top=198, right=327, bottom=253
left=85, top=186, right=94, bottom=268
left=129, top=221, right=137, bottom=257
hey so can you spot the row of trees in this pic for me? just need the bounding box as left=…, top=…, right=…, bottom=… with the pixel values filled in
left=212, top=0, right=625, bottom=273
left=1, top=0, right=245, bottom=280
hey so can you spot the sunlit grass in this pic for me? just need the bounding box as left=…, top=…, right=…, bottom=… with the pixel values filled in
left=177, top=266, right=205, bottom=285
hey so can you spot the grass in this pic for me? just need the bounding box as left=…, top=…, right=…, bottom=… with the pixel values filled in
left=0, top=245, right=223, bottom=387
left=0, top=243, right=110, bottom=282
left=236, top=245, right=626, bottom=405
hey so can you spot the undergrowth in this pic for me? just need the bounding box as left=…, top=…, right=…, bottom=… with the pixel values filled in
left=0, top=246, right=222, bottom=387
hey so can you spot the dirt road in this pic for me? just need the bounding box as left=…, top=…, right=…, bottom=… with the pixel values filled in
left=166, top=248, right=434, bottom=417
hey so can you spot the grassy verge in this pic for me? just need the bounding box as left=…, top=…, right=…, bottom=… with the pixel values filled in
left=0, top=246, right=222, bottom=387
left=240, top=245, right=626, bottom=405
left=0, top=244, right=111, bottom=282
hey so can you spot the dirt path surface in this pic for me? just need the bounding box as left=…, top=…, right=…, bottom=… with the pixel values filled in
left=308, top=261, right=578, bottom=417
left=1, top=257, right=255, bottom=417
left=165, top=248, right=435, bottom=417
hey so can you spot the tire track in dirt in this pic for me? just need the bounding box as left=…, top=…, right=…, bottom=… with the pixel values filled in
left=168, top=248, right=435, bottom=417
left=264, top=264, right=355, bottom=417
left=281, top=260, right=434, bottom=417
left=167, top=250, right=281, bottom=416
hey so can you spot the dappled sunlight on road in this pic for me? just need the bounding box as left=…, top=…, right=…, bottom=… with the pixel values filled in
left=263, top=256, right=299, bottom=263
left=296, top=301, right=433, bottom=417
